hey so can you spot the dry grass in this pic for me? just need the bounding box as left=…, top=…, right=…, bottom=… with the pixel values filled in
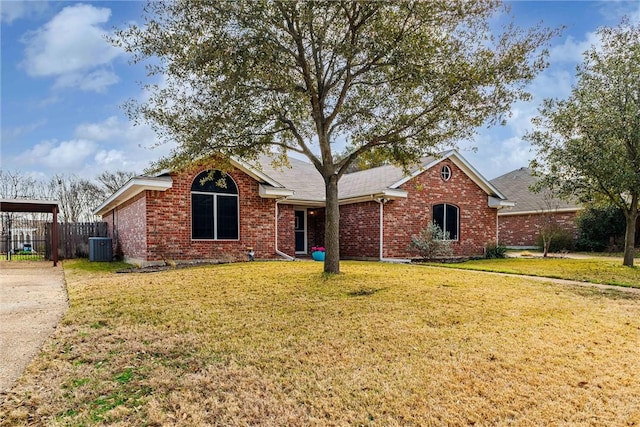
left=1, top=260, right=640, bottom=426
left=433, top=257, right=640, bottom=288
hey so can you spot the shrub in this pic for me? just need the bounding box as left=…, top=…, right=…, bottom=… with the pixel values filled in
left=409, top=222, right=454, bottom=260
left=535, top=229, right=575, bottom=253
left=485, top=244, right=507, bottom=259
left=575, top=206, right=625, bottom=252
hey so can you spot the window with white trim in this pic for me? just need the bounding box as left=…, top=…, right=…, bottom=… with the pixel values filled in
left=433, top=203, right=459, bottom=240
left=441, top=165, right=452, bottom=181
left=191, top=170, right=239, bottom=240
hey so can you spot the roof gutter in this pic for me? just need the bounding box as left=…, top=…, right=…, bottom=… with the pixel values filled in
left=488, top=196, right=516, bottom=209
left=93, top=177, right=173, bottom=216
left=498, top=206, right=582, bottom=216
left=338, top=189, right=408, bottom=206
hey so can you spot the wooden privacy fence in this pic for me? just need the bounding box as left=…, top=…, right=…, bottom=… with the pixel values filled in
left=46, top=222, right=108, bottom=259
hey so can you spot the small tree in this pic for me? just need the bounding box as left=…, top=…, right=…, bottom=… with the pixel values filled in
left=409, top=222, right=454, bottom=260
left=533, top=189, right=570, bottom=257
left=528, top=21, right=640, bottom=266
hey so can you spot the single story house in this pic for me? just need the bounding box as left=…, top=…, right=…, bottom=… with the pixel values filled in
left=490, top=167, right=581, bottom=248
left=93, top=150, right=514, bottom=266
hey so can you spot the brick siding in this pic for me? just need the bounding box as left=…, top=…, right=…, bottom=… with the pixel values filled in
left=382, top=161, right=496, bottom=258
left=340, top=202, right=380, bottom=258
left=102, top=159, right=502, bottom=263
left=498, top=211, right=579, bottom=247
left=104, top=165, right=281, bottom=264
left=103, top=193, right=147, bottom=261
left=276, top=203, right=295, bottom=257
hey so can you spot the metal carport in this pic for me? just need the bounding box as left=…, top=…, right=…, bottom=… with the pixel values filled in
left=0, top=199, right=60, bottom=266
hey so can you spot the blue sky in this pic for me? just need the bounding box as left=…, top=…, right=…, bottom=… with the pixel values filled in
left=1, top=1, right=639, bottom=182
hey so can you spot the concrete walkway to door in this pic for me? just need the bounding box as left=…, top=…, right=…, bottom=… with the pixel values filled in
left=0, top=261, right=67, bottom=403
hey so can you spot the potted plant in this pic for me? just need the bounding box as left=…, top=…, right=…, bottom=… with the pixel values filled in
left=311, top=246, right=325, bottom=261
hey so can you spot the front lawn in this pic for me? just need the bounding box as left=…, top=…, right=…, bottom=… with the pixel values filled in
left=1, top=260, right=639, bottom=425
left=430, top=257, right=639, bottom=288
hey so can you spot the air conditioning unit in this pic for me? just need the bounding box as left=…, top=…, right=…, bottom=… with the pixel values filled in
left=89, top=237, right=112, bottom=262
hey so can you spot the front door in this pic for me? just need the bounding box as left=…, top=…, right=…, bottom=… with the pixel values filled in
left=294, top=210, right=307, bottom=254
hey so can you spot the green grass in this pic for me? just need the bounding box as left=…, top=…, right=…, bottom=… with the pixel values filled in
left=62, top=258, right=134, bottom=273
left=1, top=261, right=639, bottom=425
left=429, top=257, right=640, bottom=288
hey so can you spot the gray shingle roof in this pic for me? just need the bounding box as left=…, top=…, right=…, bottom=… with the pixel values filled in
left=490, top=167, right=580, bottom=214
left=257, top=155, right=440, bottom=201
left=255, top=157, right=326, bottom=202
left=339, top=162, right=420, bottom=199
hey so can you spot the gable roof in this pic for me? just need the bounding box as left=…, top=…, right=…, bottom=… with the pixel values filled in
left=93, top=176, right=173, bottom=216
left=94, top=150, right=510, bottom=215
left=490, top=167, right=580, bottom=215
left=253, top=157, right=326, bottom=204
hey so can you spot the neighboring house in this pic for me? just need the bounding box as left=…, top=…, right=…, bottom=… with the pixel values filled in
left=93, top=150, right=514, bottom=266
left=490, top=167, right=581, bottom=248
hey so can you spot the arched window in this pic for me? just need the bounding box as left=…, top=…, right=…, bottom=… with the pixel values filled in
left=433, top=203, right=459, bottom=241
left=191, top=170, right=239, bottom=240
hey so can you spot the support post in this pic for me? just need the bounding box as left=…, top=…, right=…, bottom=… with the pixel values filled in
left=52, top=206, right=58, bottom=267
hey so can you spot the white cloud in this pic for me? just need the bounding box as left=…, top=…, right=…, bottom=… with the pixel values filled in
left=1, top=1, right=49, bottom=24
left=549, top=31, right=601, bottom=64
left=0, top=119, right=47, bottom=143
left=94, top=149, right=125, bottom=166
left=17, top=139, right=97, bottom=170
left=20, top=4, right=122, bottom=92
left=597, top=1, right=640, bottom=25
left=53, top=69, right=120, bottom=93
left=75, top=116, right=121, bottom=141
left=72, top=115, right=175, bottom=175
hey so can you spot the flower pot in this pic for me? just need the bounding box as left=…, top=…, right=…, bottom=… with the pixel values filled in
left=311, top=251, right=325, bottom=261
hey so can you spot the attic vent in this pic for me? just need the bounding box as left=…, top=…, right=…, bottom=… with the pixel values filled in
left=441, top=165, right=452, bottom=181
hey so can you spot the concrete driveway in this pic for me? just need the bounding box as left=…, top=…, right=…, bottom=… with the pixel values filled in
left=0, top=261, right=67, bottom=403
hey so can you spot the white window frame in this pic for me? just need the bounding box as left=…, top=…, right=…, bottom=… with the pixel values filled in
left=294, top=208, right=308, bottom=254
left=433, top=203, right=459, bottom=241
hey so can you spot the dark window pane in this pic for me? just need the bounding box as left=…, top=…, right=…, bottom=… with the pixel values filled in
left=192, top=194, right=214, bottom=239
left=216, top=195, right=238, bottom=239
left=446, top=204, right=459, bottom=240
left=191, top=170, right=238, bottom=194
left=433, top=204, right=445, bottom=232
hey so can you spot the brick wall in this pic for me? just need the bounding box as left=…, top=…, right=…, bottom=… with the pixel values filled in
left=498, top=211, right=579, bottom=247
left=103, top=193, right=148, bottom=261
left=276, top=203, right=295, bottom=257
left=104, top=164, right=280, bottom=264
left=307, top=208, right=325, bottom=252
left=340, top=202, right=380, bottom=258
left=382, top=160, right=497, bottom=258
left=144, top=166, right=278, bottom=262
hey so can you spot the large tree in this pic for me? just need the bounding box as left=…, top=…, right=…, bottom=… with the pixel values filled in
left=115, top=0, right=556, bottom=273
left=528, top=21, right=640, bottom=267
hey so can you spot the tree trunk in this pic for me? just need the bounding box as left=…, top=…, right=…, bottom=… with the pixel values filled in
left=323, top=174, right=341, bottom=274
left=622, top=194, right=638, bottom=267
left=542, top=235, right=550, bottom=257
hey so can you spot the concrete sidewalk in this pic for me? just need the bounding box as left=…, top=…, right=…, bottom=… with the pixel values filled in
left=0, top=261, right=67, bottom=403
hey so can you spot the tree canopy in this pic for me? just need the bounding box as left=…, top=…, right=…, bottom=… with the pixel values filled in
left=114, top=0, right=557, bottom=273
left=528, top=21, right=640, bottom=266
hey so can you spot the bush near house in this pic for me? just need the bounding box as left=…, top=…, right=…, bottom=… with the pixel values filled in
left=485, top=243, right=508, bottom=258
left=409, top=223, right=454, bottom=260
left=535, top=228, right=575, bottom=253
left=576, top=206, right=626, bottom=252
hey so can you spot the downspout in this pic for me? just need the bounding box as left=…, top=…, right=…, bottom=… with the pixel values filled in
left=375, top=198, right=389, bottom=261
left=275, top=198, right=295, bottom=260
left=495, top=206, right=503, bottom=244
left=496, top=208, right=500, bottom=244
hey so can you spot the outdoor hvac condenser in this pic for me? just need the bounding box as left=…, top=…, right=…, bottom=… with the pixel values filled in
left=89, top=237, right=112, bottom=262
